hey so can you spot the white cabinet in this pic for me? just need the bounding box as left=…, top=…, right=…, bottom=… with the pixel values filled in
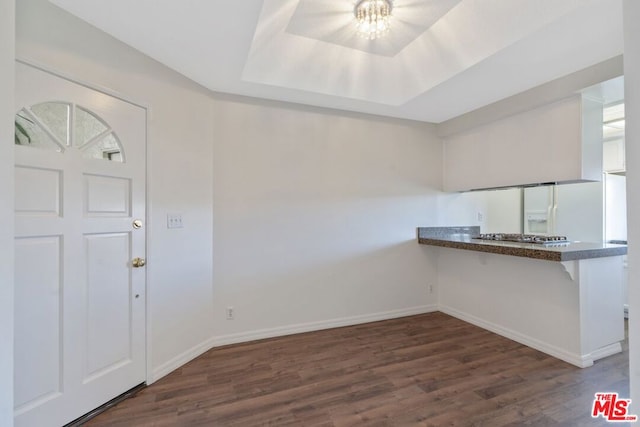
left=603, top=138, right=625, bottom=172
left=443, top=95, right=603, bottom=192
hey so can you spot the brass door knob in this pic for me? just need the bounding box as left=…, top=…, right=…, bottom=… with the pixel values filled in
left=132, top=257, right=146, bottom=268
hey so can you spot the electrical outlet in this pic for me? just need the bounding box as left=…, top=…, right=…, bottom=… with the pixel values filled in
left=226, top=306, right=234, bottom=320
left=477, top=212, right=484, bottom=222
left=167, top=213, right=184, bottom=229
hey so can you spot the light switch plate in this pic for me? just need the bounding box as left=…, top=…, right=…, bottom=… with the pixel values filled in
left=167, top=213, right=184, bottom=229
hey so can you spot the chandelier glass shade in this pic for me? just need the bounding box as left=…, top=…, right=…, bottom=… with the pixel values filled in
left=354, top=0, right=393, bottom=40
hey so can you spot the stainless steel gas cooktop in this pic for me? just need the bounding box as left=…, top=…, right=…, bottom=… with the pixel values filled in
left=474, top=233, right=569, bottom=244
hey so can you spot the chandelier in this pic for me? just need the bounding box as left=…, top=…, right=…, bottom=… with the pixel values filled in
left=354, top=0, right=393, bottom=40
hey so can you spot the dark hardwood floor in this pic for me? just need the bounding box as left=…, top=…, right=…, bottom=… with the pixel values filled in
left=86, top=312, right=629, bottom=426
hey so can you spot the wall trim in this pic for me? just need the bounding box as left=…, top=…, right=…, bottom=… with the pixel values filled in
left=16, top=57, right=152, bottom=112
left=589, top=342, right=623, bottom=362
left=149, top=302, right=623, bottom=383
left=438, top=304, right=593, bottom=368
left=150, top=304, right=437, bottom=383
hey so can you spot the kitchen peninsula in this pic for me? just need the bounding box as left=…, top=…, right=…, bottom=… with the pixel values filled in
left=418, top=226, right=627, bottom=368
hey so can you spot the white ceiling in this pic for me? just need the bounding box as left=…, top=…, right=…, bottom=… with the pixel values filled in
left=48, top=0, right=623, bottom=123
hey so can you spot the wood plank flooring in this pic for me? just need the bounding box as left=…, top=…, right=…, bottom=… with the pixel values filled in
left=86, top=312, right=629, bottom=426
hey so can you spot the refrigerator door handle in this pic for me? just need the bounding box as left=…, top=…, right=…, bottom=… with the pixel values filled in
left=550, top=185, right=558, bottom=235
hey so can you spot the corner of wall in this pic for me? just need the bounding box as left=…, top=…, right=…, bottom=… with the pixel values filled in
left=623, top=0, right=640, bottom=412
left=1, top=0, right=15, bottom=425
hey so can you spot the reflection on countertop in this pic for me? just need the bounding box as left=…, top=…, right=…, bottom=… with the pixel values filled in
left=417, top=226, right=627, bottom=262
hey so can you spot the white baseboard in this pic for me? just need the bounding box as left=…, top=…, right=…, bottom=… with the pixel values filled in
left=438, top=305, right=594, bottom=368
left=151, top=302, right=621, bottom=383
left=149, top=335, right=219, bottom=383
left=150, top=304, right=437, bottom=383
left=589, top=342, right=622, bottom=362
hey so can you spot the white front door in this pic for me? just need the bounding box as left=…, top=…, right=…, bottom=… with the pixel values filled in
left=14, top=62, right=147, bottom=427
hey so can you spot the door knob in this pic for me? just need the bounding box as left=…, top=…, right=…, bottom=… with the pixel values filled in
left=132, top=257, right=146, bottom=268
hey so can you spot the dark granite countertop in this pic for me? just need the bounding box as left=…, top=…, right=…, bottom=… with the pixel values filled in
left=417, top=226, right=627, bottom=262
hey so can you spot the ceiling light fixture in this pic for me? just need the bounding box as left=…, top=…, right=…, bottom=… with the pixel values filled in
left=354, top=0, right=393, bottom=40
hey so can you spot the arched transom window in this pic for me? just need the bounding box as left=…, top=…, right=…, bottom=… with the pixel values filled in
left=15, top=101, right=125, bottom=162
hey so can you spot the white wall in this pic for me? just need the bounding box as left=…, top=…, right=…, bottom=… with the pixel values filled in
left=210, top=98, right=441, bottom=338
left=0, top=0, right=15, bottom=425
left=438, top=187, right=523, bottom=234
left=436, top=191, right=488, bottom=229
left=484, top=188, right=522, bottom=233
left=438, top=249, right=582, bottom=363
left=437, top=249, right=625, bottom=368
left=16, top=0, right=443, bottom=382
left=624, top=0, right=640, bottom=411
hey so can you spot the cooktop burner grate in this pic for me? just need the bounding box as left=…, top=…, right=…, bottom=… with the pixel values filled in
left=474, top=233, right=569, bottom=244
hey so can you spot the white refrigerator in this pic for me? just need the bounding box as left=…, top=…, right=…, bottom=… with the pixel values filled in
left=604, top=174, right=627, bottom=243
left=523, top=181, right=604, bottom=242
left=522, top=176, right=627, bottom=242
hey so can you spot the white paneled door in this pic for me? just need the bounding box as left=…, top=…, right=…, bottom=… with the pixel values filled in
left=14, top=62, right=146, bottom=427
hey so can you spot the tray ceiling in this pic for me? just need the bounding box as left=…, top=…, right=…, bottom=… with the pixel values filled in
left=48, top=0, right=623, bottom=123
